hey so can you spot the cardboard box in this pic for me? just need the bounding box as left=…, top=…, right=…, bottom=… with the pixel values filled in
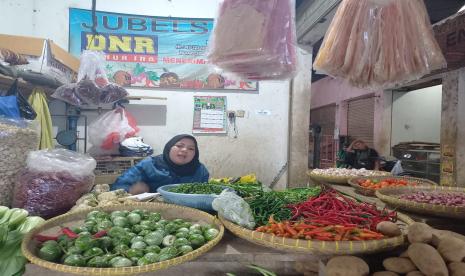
left=0, top=34, right=79, bottom=84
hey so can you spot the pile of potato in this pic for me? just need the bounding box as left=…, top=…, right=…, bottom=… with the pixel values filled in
left=69, top=184, right=135, bottom=212
left=325, top=222, right=465, bottom=276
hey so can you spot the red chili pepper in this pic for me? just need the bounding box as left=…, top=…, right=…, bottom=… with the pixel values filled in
left=35, top=234, right=59, bottom=242
left=93, top=230, right=107, bottom=238
left=62, top=227, right=79, bottom=239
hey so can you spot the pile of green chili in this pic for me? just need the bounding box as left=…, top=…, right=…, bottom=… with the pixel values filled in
left=169, top=183, right=225, bottom=195
left=248, top=186, right=322, bottom=226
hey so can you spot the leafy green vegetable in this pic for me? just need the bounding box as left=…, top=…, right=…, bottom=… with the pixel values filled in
left=169, top=183, right=225, bottom=195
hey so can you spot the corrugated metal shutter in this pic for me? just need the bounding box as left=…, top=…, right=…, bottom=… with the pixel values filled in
left=348, top=97, right=375, bottom=147
left=310, top=105, right=336, bottom=135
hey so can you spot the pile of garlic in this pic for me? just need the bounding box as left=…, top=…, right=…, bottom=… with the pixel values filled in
left=312, top=168, right=388, bottom=177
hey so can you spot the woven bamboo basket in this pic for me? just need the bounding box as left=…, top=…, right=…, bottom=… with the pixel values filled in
left=376, top=186, right=465, bottom=219
left=219, top=212, right=414, bottom=255
left=307, top=170, right=391, bottom=185
left=21, top=202, right=224, bottom=275
left=348, top=176, right=436, bottom=197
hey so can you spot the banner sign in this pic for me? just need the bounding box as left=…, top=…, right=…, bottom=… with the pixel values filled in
left=193, top=96, right=227, bottom=134
left=69, top=8, right=258, bottom=91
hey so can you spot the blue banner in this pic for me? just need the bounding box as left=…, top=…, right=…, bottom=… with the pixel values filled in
left=69, top=8, right=258, bottom=91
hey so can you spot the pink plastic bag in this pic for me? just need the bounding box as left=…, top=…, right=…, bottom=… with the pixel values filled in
left=208, top=0, right=297, bottom=80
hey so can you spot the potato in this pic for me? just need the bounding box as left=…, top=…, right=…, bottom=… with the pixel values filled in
left=408, top=243, right=448, bottom=276
left=448, top=262, right=465, bottom=276
left=408, top=223, right=433, bottom=244
left=326, top=256, right=369, bottom=276
left=383, top=257, right=417, bottom=274
left=406, top=271, right=425, bottom=276
left=432, top=230, right=465, bottom=247
left=399, top=250, right=409, bottom=258
left=373, top=271, right=399, bottom=276
left=437, top=236, right=465, bottom=262
left=377, top=221, right=402, bottom=237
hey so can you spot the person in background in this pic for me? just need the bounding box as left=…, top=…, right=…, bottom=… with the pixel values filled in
left=344, top=139, right=380, bottom=170
left=111, top=134, right=209, bottom=194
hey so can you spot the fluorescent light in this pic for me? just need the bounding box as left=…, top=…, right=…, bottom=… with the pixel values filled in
left=460, top=5, right=465, bottom=12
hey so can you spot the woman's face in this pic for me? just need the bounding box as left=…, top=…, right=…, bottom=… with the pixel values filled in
left=169, top=138, right=196, bottom=165
left=354, top=141, right=366, bottom=150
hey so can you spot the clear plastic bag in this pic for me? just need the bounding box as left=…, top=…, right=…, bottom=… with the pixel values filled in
left=0, top=117, right=39, bottom=206
left=212, top=190, right=255, bottom=229
left=208, top=0, right=296, bottom=80
left=391, top=160, right=404, bottom=176
left=78, top=50, right=109, bottom=87
left=314, top=0, right=446, bottom=89
left=12, top=149, right=96, bottom=218
left=88, top=107, right=139, bottom=156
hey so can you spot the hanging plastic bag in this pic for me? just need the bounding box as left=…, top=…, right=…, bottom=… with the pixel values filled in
left=391, top=160, right=404, bottom=176
left=12, top=149, right=96, bottom=218
left=78, top=50, right=109, bottom=87
left=314, top=0, right=446, bottom=89
left=0, top=95, right=20, bottom=119
left=208, top=0, right=297, bottom=80
left=2, top=80, right=37, bottom=120
left=212, top=190, right=255, bottom=229
left=88, top=107, right=139, bottom=156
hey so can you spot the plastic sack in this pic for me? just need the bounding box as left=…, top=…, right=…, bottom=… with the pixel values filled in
left=391, top=160, right=404, bottom=176
left=208, top=0, right=296, bottom=80
left=88, top=107, right=139, bottom=156
left=0, top=117, right=39, bottom=206
left=12, top=149, right=96, bottom=218
left=78, top=50, right=109, bottom=87
left=313, top=0, right=446, bottom=90
left=0, top=95, right=20, bottom=119
left=212, top=190, right=255, bottom=229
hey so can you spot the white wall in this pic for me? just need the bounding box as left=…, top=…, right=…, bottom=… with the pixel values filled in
left=391, top=85, right=442, bottom=147
left=0, top=0, right=291, bottom=187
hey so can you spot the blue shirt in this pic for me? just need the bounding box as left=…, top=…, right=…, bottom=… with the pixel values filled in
left=111, top=156, right=210, bottom=192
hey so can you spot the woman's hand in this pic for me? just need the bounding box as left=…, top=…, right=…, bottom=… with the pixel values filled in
left=129, top=182, right=150, bottom=195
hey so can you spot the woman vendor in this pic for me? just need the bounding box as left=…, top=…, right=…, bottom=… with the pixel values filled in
left=111, top=134, right=209, bottom=194
left=343, top=139, right=380, bottom=170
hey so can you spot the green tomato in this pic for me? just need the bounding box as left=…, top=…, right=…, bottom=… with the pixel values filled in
left=173, top=238, right=190, bottom=248
left=84, top=220, right=97, bottom=229
left=181, top=222, right=192, bottom=229
left=130, top=257, right=139, bottom=264
left=131, top=209, right=144, bottom=216
left=127, top=232, right=136, bottom=239
left=164, top=222, right=178, bottom=234
left=156, top=219, right=168, bottom=227
left=70, top=227, right=81, bottom=234
left=124, top=227, right=132, bottom=233
left=145, top=245, right=161, bottom=254
left=97, top=220, right=113, bottom=230
left=204, top=228, right=219, bottom=241
left=139, top=230, right=150, bottom=237
left=125, top=248, right=144, bottom=258
left=57, top=235, right=73, bottom=248
left=98, top=236, right=113, bottom=250
left=64, top=254, right=86, bottom=267
left=159, top=246, right=177, bottom=257
left=162, top=235, right=176, bottom=247
left=144, top=232, right=163, bottom=246
left=173, top=218, right=185, bottom=225
left=87, top=256, right=109, bottom=268
left=158, top=253, right=173, bottom=262
left=127, top=213, right=142, bottom=225
left=110, top=211, right=125, bottom=219
left=144, top=252, right=159, bottom=263
left=137, top=257, right=151, bottom=266
left=114, top=244, right=129, bottom=253
left=189, top=229, right=203, bottom=236
left=112, top=216, right=129, bottom=228
left=189, top=224, right=201, bottom=232
left=131, top=236, right=145, bottom=244
left=148, top=212, right=161, bottom=222
left=177, top=227, right=189, bottom=233
left=77, top=226, right=90, bottom=234
left=132, top=224, right=143, bottom=234
left=67, top=246, right=82, bottom=255
left=121, top=210, right=130, bottom=217
left=75, top=236, right=95, bottom=252
left=140, top=220, right=152, bottom=228
left=86, top=210, right=101, bottom=220
left=131, top=241, right=147, bottom=250
left=201, top=224, right=216, bottom=233
left=111, top=257, right=132, bottom=267
left=41, top=240, right=59, bottom=247
left=83, top=247, right=104, bottom=257
left=38, top=244, right=62, bottom=261
left=108, top=226, right=125, bottom=238
left=178, top=245, right=193, bottom=255
left=175, top=232, right=188, bottom=239
left=189, top=234, right=206, bottom=248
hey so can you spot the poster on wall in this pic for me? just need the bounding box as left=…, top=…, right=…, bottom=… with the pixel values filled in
left=69, top=8, right=258, bottom=91
left=193, top=96, right=227, bottom=134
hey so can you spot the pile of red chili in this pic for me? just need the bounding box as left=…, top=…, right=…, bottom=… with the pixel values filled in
left=287, top=189, right=396, bottom=231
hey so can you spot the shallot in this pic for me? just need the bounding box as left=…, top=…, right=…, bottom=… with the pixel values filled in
left=399, top=192, right=465, bottom=206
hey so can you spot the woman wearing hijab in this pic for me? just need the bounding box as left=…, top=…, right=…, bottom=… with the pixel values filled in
left=111, top=134, right=209, bottom=194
